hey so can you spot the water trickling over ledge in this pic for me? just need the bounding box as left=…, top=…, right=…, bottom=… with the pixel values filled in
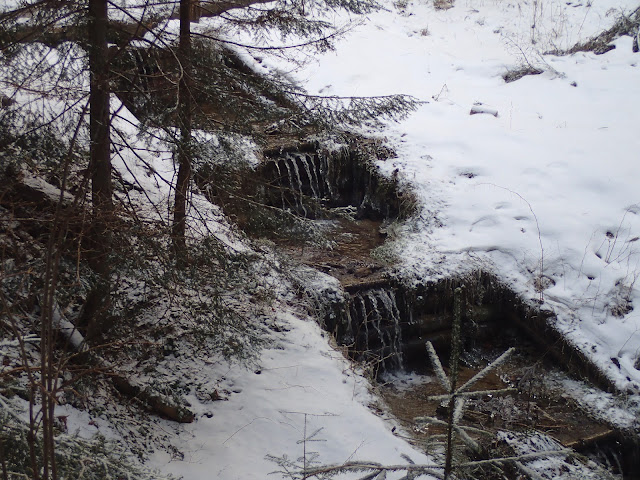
left=260, top=142, right=409, bottom=220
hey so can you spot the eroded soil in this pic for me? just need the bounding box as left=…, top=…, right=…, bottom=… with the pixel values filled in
left=278, top=218, right=390, bottom=288
left=379, top=340, right=617, bottom=473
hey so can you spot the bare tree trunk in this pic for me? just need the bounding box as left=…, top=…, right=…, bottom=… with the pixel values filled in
left=172, top=0, right=192, bottom=259
left=86, top=0, right=113, bottom=338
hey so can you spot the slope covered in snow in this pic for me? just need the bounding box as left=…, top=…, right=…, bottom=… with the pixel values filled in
left=294, top=0, right=640, bottom=392
left=150, top=309, right=432, bottom=479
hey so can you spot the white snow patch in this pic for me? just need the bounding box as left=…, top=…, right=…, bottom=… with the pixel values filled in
left=151, top=312, right=432, bottom=480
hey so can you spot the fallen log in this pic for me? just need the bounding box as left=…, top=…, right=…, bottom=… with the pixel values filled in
left=564, top=429, right=616, bottom=450
left=51, top=302, right=195, bottom=423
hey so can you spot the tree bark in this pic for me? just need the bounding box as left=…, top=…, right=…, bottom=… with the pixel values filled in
left=86, top=0, right=113, bottom=339
left=172, top=0, right=192, bottom=258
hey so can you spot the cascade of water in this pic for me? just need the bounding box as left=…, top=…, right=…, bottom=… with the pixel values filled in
left=282, top=155, right=306, bottom=216
left=308, top=154, right=325, bottom=199
left=287, top=154, right=307, bottom=217
left=319, top=154, right=333, bottom=199
left=590, top=445, right=624, bottom=476
left=346, top=288, right=405, bottom=370
left=367, top=292, right=387, bottom=360
left=299, top=154, right=319, bottom=199
left=273, top=159, right=286, bottom=210
left=377, top=289, right=404, bottom=369
left=344, top=304, right=354, bottom=345
left=389, top=291, right=404, bottom=368
left=358, top=295, right=369, bottom=351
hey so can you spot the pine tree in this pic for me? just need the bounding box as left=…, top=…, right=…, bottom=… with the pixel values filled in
left=109, top=0, right=420, bottom=250
left=172, top=0, right=193, bottom=257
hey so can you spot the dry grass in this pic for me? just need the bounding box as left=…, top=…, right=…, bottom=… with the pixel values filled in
left=433, top=0, right=454, bottom=10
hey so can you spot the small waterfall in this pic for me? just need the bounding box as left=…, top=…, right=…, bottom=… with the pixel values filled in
left=288, top=155, right=305, bottom=198
left=299, top=154, right=319, bottom=199
left=319, top=154, right=333, bottom=199
left=368, top=293, right=386, bottom=359
left=273, top=159, right=287, bottom=210
left=586, top=440, right=630, bottom=477
left=268, top=153, right=333, bottom=217
left=281, top=156, right=307, bottom=216
left=379, top=289, right=404, bottom=368
left=346, top=288, right=404, bottom=370
left=262, top=145, right=406, bottom=221
left=358, top=295, right=369, bottom=350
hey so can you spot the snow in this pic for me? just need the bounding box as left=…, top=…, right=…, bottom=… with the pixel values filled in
left=498, top=430, right=616, bottom=479
left=3, top=0, right=640, bottom=477
left=150, top=311, right=431, bottom=480
left=103, top=98, right=434, bottom=478
left=281, top=0, right=640, bottom=393
left=73, top=1, right=640, bottom=476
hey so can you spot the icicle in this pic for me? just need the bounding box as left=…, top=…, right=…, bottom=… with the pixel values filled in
left=300, top=154, right=319, bottom=199
left=273, top=159, right=286, bottom=209
left=288, top=154, right=307, bottom=217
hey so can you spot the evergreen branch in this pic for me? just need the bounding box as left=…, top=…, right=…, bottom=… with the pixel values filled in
left=452, top=396, right=465, bottom=425
left=191, top=26, right=350, bottom=51
left=455, top=449, right=572, bottom=468
left=300, top=461, right=446, bottom=479
left=455, top=424, right=480, bottom=453
left=414, top=416, right=492, bottom=436
left=513, top=461, right=547, bottom=480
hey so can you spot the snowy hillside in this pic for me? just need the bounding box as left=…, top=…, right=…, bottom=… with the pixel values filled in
left=293, top=0, right=640, bottom=392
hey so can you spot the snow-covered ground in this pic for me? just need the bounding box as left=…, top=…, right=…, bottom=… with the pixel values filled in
left=110, top=101, right=437, bottom=478
left=150, top=311, right=432, bottom=479
left=290, top=0, right=640, bottom=393
left=149, top=2, right=640, bottom=473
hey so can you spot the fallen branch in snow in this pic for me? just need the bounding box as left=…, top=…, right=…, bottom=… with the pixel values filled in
left=51, top=303, right=88, bottom=353
left=295, top=449, right=573, bottom=479
left=1, top=392, right=179, bottom=480
left=111, top=376, right=195, bottom=423
left=51, top=301, right=195, bottom=423
left=469, top=104, right=498, bottom=117
left=553, top=6, right=640, bottom=55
